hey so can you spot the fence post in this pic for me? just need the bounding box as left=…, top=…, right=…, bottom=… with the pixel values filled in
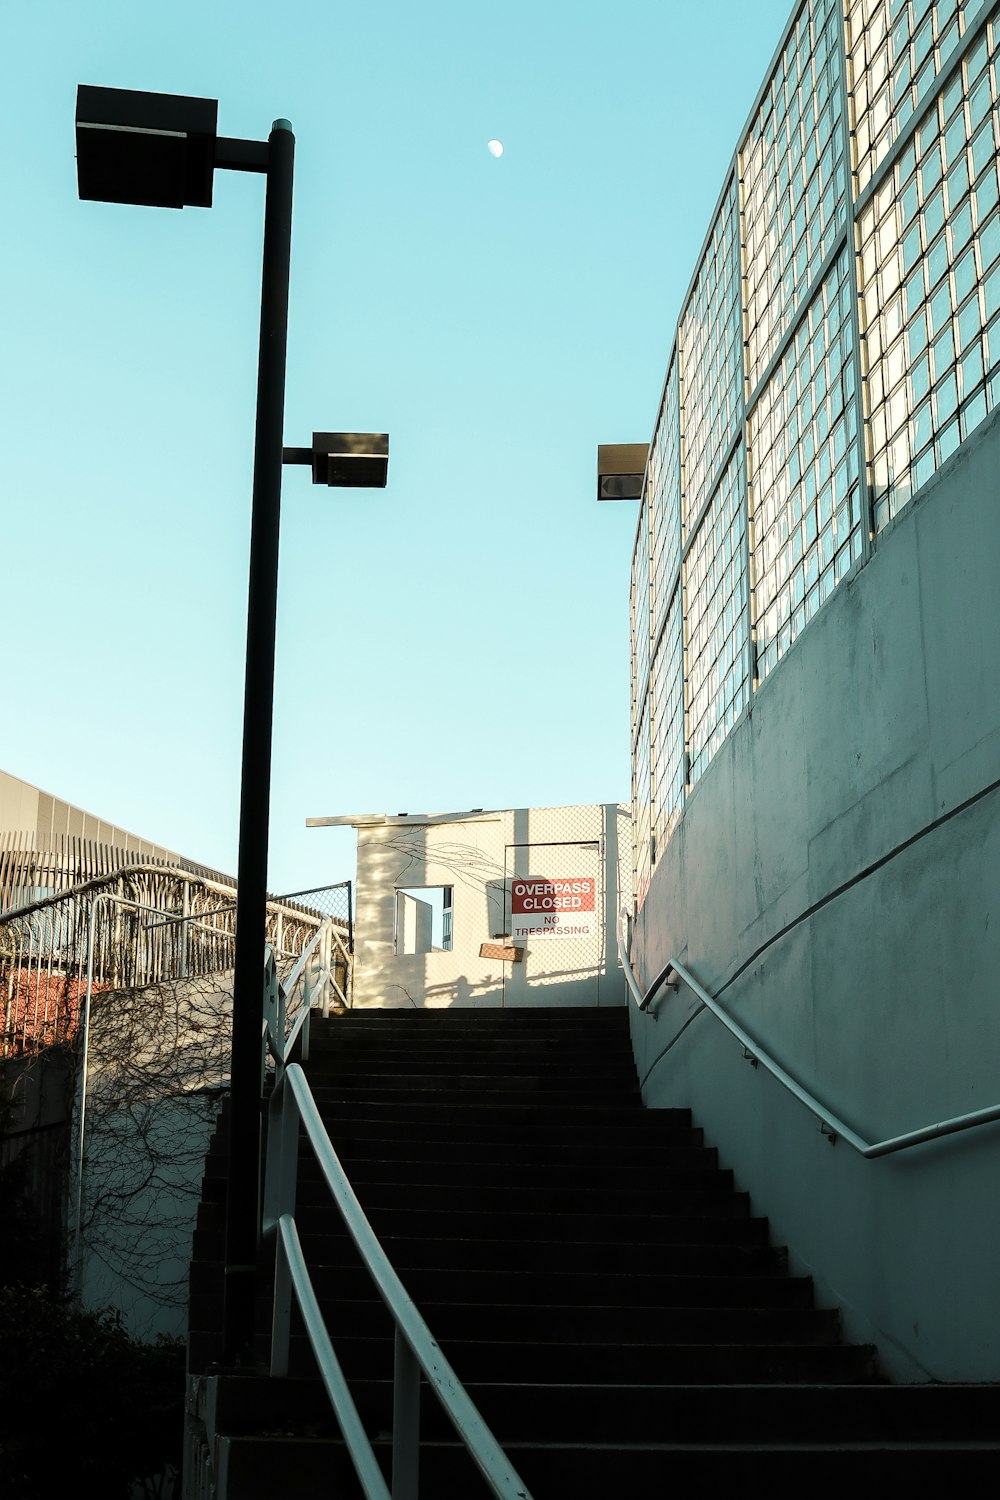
left=180, top=879, right=190, bottom=979
left=321, top=920, right=332, bottom=1019
left=275, top=961, right=285, bottom=1059
left=70, top=895, right=101, bottom=1295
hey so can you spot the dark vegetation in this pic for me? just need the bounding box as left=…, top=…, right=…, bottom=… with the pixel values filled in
left=0, top=1080, right=185, bottom=1500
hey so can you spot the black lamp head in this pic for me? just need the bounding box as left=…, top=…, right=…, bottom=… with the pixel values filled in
left=596, top=443, right=648, bottom=501
left=76, top=85, right=218, bottom=209
left=310, top=433, right=389, bottom=488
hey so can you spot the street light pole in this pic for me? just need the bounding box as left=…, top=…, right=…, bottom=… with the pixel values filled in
left=76, top=87, right=388, bottom=1368
left=226, top=118, right=295, bottom=1364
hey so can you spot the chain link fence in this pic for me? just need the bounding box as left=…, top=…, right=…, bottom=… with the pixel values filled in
left=270, top=882, right=353, bottom=1012
left=271, top=881, right=352, bottom=950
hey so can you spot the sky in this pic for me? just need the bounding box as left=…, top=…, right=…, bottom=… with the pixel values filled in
left=0, top=0, right=793, bottom=895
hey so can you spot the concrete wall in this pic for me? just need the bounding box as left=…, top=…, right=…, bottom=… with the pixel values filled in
left=352, top=804, right=631, bottom=1009
left=1, top=983, right=223, bottom=1340
left=79, top=1091, right=221, bottom=1341
left=630, top=409, right=1000, bottom=1380
left=0, top=1049, right=72, bottom=1289
left=76, top=974, right=232, bottom=1341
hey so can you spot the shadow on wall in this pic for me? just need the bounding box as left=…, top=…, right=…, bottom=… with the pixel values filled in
left=375, top=972, right=484, bottom=1009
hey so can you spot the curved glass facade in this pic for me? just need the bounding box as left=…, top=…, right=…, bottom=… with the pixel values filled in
left=631, top=0, right=1000, bottom=907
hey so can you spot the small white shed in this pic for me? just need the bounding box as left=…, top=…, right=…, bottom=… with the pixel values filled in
left=314, top=803, right=632, bottom=1010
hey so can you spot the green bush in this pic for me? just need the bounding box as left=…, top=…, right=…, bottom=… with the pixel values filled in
left=0, top=1285, right=184, bottom=1499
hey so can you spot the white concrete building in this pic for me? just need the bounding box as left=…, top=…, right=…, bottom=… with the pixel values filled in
left=310, top=804, right=631, bottom=1010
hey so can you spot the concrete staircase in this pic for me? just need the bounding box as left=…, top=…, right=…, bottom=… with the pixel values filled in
left=187, top=1005, right=999, bottom=1494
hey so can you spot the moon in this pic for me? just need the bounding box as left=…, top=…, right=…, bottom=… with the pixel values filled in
left=487, top=139, right=504, bottom=158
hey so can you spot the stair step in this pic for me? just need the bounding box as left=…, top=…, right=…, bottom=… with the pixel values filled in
left=200, top=1197, right=753, bottom=1245
left=266, top=1134, right=715, bottom=1171
left=340, top=1180, right=747, bottom=1218
left=287, top=1156, right=728, bottom=1194
left=276, top=1301, right=836, bottom=1347
left=192, top=1296, right=838, bottom=1351
left=190, top=1261, right=809, bottom=1311
left=301, top=1051, right=639, bottom=1077
left=214, top=1430, right=1000, bottom=1500
left=203, top=1145, right=719, bottom=1187
left=256, top=1333, right=880, bottom=1383
left=324, top=1133, right=712, bottom=1167
left=312, top=1105, right=696, bottom=1142
left=304, top=1071, right=640, bottom=1093
left=215, top=1164, right=734, bottom=1212
left=315, top=1006, right=629, bottom=1026
left=189, top=1327, right=878, bottom=1385
left=305, top=1044, right=632, bottom=1068
left=192, top=1228, right=780, bottom=1277
left=194, top=1199, right=771, bottom=1248
left=213, top=1114, right=699, bottom=1152
left=305, top=1087, right=641, bottom=1112
left=207, top=1375, right=1000, bottom=1444
left=303, top=1088, right=641, bottom=1112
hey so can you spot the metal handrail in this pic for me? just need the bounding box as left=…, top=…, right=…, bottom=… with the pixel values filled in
left=260, top=914, right=352, bottom=1073
left=261, top=924, right=325, bottom=1084
left=274, top=918, right=351, bottom=1022
left=280, top=922, right=327, bottom=1006
left=259, top=933, right=530, bottom=1491
left=618, top=909, right=1000, bottom=1159
left=262, top=1063, right=533, bottom=1500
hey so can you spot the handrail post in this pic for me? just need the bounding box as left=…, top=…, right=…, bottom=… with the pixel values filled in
left=275, top=959, right=286, bottom=1068
left=271, top=1223, right=293, bottom=1378
left=301, top=984, right=311, bottom=1063
left=261, top=951, right=280, bottom=1091
left=392, top=1328, right=421, bottom=1500
left=180, top=879, right=190, bottom=978
left=302, top=950, right=313, bottom=1015
left=321, top=920, right=332, bottom=1018
left=70, top=893, right=101, bottom=1294
left=264, top=1079, right=299, bottom=1376
left=262, top=1079, right=285, bottom=1231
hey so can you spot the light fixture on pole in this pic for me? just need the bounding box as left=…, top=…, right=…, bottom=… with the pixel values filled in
left=283, top=432, right=390, bottom=488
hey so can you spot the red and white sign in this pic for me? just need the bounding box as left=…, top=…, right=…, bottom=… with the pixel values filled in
left=510, top=877, right=595, bottom=938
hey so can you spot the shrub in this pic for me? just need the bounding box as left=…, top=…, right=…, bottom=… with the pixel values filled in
left=0, top=1285, right=184, bottom=1499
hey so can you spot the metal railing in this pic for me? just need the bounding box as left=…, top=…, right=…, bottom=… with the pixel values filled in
left=0, top=864, right=350, bottom=1058
left=618, top=910, right=1000, bottom=1160
left=63, top=896, right=353, bottom=1298
left=260, top=963, right=533, bottom=1500
left=260, top=913, right=353, bottom=1083
left=275, top=879, right=354, bottom=957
